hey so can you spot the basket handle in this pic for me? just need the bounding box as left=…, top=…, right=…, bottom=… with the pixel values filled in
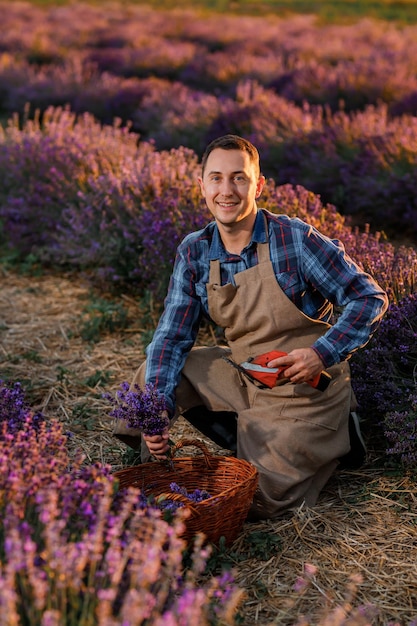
left=171, top=438, right=214, bottom=469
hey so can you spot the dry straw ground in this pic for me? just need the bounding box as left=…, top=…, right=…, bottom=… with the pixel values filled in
left=1, top=267, right=417, bottom=625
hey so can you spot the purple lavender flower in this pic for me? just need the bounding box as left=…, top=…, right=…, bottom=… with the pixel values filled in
left=0, top=376, right=239, bottom=623
left=105, top=381, right=169, bottom=435
left=151, top=483, right=213, bottom=517
left=384, top=392, right=417, bottom=466
left=350, top=292, right=417, bottom=465
left=0, top=380, right=45, bottom=436
left=169, top=482, right=211, bottom=503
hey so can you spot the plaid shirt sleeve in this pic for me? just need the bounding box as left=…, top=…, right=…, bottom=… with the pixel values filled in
left=271, top=216, right=389, bottom=367
left=144, top=234, right=206, bottom=415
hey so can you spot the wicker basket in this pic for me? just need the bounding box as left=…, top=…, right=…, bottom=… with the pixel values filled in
left=114, top=438, right=258, bottom=546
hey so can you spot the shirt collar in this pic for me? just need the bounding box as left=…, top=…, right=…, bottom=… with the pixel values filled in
left=208, top=210, right=267, bottom=260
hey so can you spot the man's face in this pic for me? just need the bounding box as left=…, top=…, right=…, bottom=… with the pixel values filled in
left=198, top=148, right=265, bottom=228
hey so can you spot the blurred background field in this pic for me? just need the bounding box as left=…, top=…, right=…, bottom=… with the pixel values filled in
left=2, top=1, right=417, bottom=242
left=22, top=0, right=417, bottom=24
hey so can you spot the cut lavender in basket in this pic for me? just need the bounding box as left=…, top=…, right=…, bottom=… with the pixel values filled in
left=170, top=482, right=212, bottom=503
left=105, top=381, right=169, bottom=435
left=156, top=483, right=212, bottom=517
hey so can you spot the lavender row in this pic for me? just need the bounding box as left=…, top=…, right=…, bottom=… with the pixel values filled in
left=0, top=107, right=415, bottom=306
left=1, top=4, right=417, bottom=235
left=0, top=384, right=240, bottom=624
left=350, top=292, right=417, bottom=465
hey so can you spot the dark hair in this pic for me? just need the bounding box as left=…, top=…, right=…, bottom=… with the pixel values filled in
left=201, top=134, right=261, bottom=178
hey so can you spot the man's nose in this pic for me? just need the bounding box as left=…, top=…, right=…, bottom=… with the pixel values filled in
left=219, top=179, right=234, bottom=195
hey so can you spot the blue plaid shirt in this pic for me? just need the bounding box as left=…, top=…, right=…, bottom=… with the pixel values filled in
left=145, top=209, right=388, bottom=414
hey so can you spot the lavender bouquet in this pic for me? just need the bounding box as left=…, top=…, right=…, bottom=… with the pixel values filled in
left=106, top=381, right=169, bottom=436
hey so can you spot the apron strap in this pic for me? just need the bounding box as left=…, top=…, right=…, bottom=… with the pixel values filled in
left=257, top=212, right=271, bottom=264
left=209, top=259, right=221, bottom=284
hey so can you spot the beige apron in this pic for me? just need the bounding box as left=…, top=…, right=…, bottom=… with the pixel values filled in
left=205, top=238, right=351, bottom=519
left=115, top=229, right=352, bottom=519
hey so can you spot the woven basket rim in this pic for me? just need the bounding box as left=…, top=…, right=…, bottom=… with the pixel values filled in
left=114, top=455, right=258, bottom=497
left=113, top=439, right=258, bottom=500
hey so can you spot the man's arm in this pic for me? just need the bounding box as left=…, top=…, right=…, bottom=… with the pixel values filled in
left=302, top=228, right=389, bottom=367
left=144, top=243, right=203, bottom=416
left=268, top=226, right=388, bottom=382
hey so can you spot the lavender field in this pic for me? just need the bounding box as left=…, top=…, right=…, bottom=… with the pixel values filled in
left=1, top=2, right=417, bottom=625
left=2, top=3, right=417, bottom=237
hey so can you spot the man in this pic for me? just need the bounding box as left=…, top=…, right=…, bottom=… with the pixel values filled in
left=114, top=134, right=388, bottom=520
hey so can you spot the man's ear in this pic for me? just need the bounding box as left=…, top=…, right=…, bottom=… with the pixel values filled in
left=256, top=175, right=266, bottom=198
left=198, top=176, right=205, bottom=196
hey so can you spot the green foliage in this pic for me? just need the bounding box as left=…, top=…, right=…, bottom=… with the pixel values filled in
left=56, top=365, right=71, bottom=383
left=119, top=446, right=142, bottom=467
left=21, top=350, right=43, bottom=363
left=241, top=530, right=283, bottom=560
left=203, top=530, right=283, bottom=575
left=82, top=369, right=112, bottom=388
left=71, top=400, right=96, bottom=431
left=78, top=297, right=130, bottom=343
left=0, top=249, right=44, bottom=276
left=204, top=536, right=239, bottom=573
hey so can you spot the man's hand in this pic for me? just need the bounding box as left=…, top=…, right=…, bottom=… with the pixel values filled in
left=142, top=426, right=170, bottom=460
left=267, top=348, right=325, bottom=384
